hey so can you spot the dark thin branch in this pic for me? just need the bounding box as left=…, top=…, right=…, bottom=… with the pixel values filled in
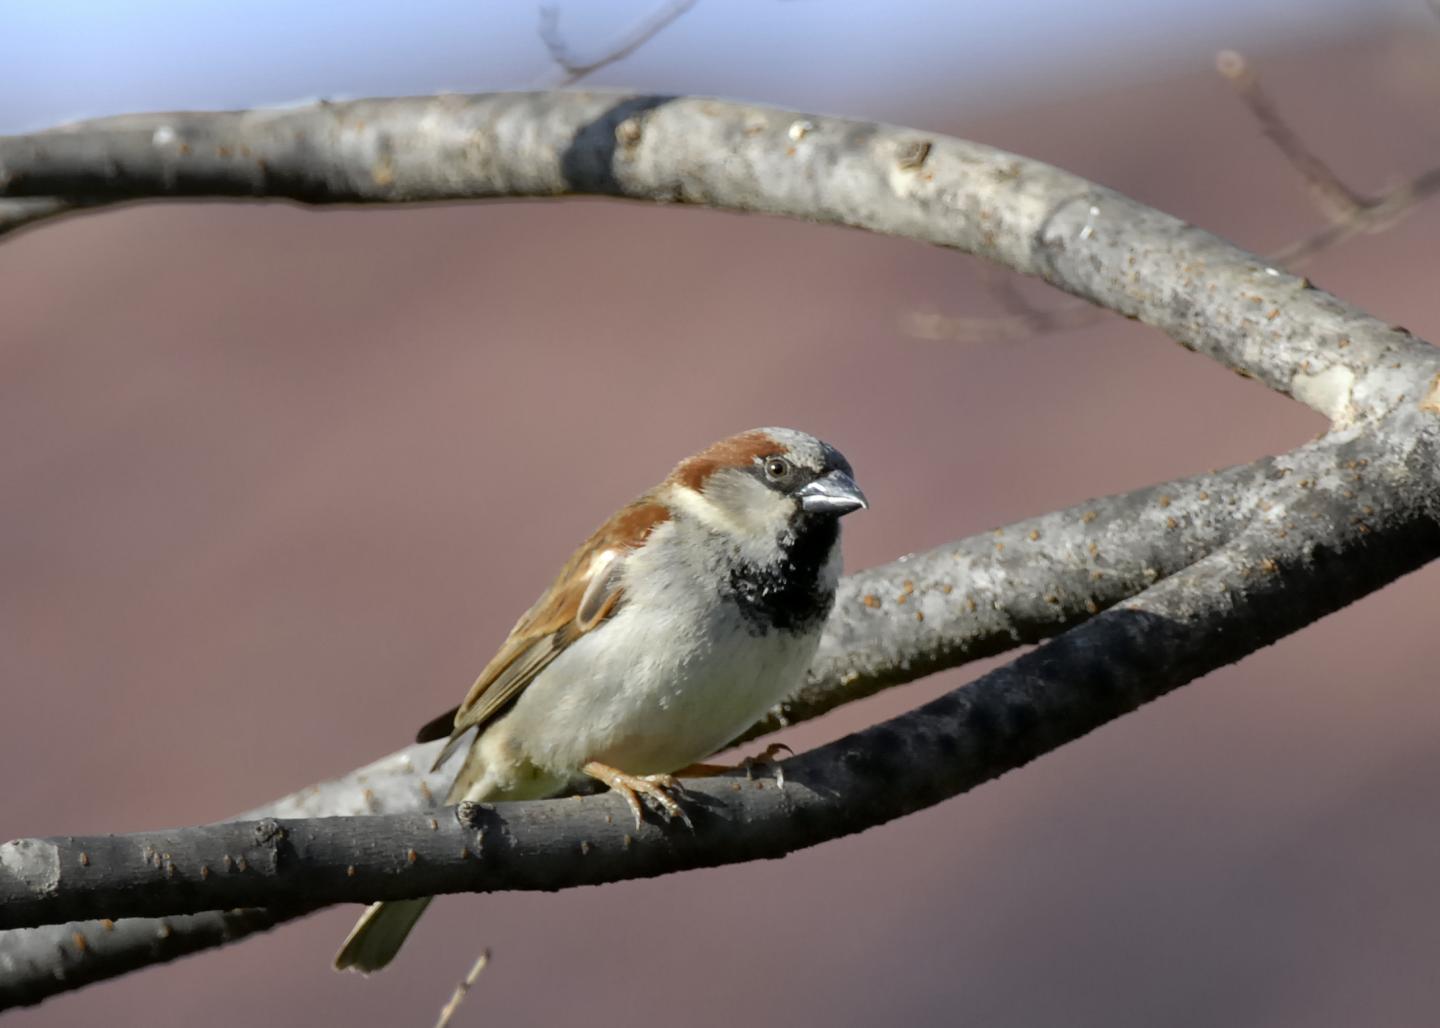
left=3, top=424, right=1436, bottom=930
left=2, top=93, right=1435, bottom=418
left=0, top=908, right=310, bottom=1009
left=537, top=1, right=697, bottom=86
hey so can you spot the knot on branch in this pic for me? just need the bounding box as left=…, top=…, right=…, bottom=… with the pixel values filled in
left=252, top=818, right=286, bottom=846
left=243, top=818, right=291, bottom=875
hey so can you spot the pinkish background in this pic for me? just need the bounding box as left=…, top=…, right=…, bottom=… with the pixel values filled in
left=5, top=10, right=1440, bottom=1028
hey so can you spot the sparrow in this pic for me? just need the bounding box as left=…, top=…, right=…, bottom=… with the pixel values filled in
left=334, top=427, right=867, bottom=972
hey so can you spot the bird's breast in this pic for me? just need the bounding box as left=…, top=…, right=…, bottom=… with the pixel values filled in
left=498, top=523, right=836, bottom=776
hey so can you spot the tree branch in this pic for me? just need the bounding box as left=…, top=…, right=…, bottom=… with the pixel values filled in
left=3, top=424, right=1436, bottom=930
left=3, top=92, right=1439, bottom=1008
left=903, top=47, right=1440, bottom=344
left=3, top=93, right=1435, bottom=418
left=747, top=460, right=1271, bottom=740
left=0, top=907, right=312, bottom=1009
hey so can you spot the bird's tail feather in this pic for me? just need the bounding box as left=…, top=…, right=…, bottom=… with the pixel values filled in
left=333, top=897, right=434, bottom=973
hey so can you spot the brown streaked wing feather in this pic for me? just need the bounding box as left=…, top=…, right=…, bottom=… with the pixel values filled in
left=421, top=495, right=671, bottom=766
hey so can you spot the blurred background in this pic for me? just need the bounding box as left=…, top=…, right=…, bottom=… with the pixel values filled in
left=4, top=1, right=1440, bottom=1025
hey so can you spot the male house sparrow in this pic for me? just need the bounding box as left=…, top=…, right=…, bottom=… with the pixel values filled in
left=334, top=427, right=867, bottom=972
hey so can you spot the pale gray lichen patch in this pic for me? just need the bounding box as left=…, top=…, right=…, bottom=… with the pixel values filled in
left=1420, top=373, right=1440, bottom=416
left=1291, top=364, right=1357, bottom=426
left=0, top=839, right=61, bottom=897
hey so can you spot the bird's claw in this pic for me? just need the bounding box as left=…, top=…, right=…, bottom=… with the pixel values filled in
left=639, top=773, right=694, bottom=830
left=739, top=743, right=792, bottom=789
left=582, top=762, right=693, bottom=831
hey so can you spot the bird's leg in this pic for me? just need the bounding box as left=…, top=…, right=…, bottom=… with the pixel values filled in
left=582, top=761, right=693, bottom=831
left=671, top=743, right=792, bottom=788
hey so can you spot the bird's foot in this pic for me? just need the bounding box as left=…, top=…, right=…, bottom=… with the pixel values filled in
left=582, top=761, right=693, bottom=831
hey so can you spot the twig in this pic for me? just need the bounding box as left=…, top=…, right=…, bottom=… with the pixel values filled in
left=1216, top=48, right=1440, bottom=265
left=1272, top=167, right=1440, bottom=265
left=903, top=265, right=1103, bottom=343
left=901, top=43, right=1440, bottom=343
left=1215, top=49, right=1366, bottom=222
left=434, top=949, right=491, bottom=1028
left=537, top=0, right=697, bottom=86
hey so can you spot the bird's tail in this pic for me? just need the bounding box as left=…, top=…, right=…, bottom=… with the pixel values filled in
left=333, top=739, right=503, bottom=973
left=333, top=897, right=434, bottom=973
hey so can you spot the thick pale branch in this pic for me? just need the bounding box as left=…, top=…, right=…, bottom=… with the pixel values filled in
left=747, top=460, right=1270, bottom=739
left=3, top=424, right=1436, bottom=930
left=3, top=93, right=1436, bottom=418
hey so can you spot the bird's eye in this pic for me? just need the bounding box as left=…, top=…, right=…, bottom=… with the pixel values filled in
left=764, top=457, right=791, bottom=481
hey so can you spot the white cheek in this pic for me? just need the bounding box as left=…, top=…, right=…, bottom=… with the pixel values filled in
left=665, top=475, right=794, bottom=565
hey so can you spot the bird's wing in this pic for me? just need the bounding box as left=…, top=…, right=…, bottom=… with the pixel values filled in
left=421, top=495, right=671, bottom=770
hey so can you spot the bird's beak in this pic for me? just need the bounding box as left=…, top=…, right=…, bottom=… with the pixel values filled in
left=797, top=469, right=868, bottom=515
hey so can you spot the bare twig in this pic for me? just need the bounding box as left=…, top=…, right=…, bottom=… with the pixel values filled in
left=903, top=265, right=1103, bottom=343
left=1216, top=49, right=1367, bottom=222
left=902, top=44, right=1440, bottom=344
left=434, top=949, right=491, bottom=1028
left=1217, top=48, right=1440, bottom=264
left=537, top=0, right=697, bottom=86
left=1271, top=167, right=1440, bottom=265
